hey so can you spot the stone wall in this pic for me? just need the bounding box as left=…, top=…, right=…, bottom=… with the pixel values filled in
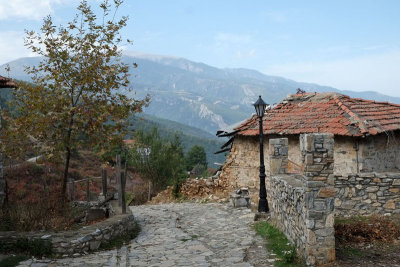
left=0, top=213, right=136, bottom=256
left=333, top=136, right=358, bottom=174
left=335, top=172, right=400, bottom=216
left=269, top=134, right=335, bottom=266
left=359, top=132, right=400, bottom=172
left=219, top=135, right=301, bottom=206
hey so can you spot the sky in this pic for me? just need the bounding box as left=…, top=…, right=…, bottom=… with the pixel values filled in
left=0, top=0, right=399, bottom=97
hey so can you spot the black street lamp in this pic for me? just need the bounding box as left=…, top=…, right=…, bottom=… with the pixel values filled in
left=253, top=95, right=269, bottom=213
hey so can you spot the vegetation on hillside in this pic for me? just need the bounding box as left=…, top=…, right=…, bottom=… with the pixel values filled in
left=131, top=114, right=227, bottom=167
left=185, top=145, right=207, bottom=172
left=128, top=127, right=186, bottom=199
left=1, top=0, right=149, bottom=201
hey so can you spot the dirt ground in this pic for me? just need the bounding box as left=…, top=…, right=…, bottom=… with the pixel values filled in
left=333, top=214, right=400, bottom=266
left=334, top=241, right=400, bottom=266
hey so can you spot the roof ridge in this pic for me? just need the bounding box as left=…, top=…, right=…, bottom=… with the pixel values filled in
left=333, top=95, right=369, bottom=134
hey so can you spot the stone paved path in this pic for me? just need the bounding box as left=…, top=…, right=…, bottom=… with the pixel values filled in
left=18, top=203, right=274, bottom=267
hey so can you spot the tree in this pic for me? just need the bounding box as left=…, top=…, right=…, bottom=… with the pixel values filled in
left=185, top=145, right=207, bottom=171
left=1, top=0, right=149, bottom=201
left=129, top=127, right=186, bottom=200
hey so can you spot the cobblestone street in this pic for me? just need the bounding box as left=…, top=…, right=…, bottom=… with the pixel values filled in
left=18, top=203, right=274, bottom=267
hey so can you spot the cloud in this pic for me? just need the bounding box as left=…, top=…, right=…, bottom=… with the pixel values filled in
left=0, top=0, right=65, bottom=20
left=263, top=50, right=400, bottom=97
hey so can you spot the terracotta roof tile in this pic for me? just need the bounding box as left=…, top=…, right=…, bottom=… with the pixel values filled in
left=235, top=92, right=400, bottom=137
left=0, top=75, right=17, bottom=88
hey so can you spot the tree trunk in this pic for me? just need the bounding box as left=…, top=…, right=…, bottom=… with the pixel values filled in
left=61, top=117, right=74, bottom=203
left=62, top=147, right=71, bottom=202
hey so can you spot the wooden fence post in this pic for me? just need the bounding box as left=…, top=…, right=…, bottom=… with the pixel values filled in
left=117, top=154, right=122, bottom=205
left=71, top=179, right=75, bottom=201
left=121, top=171, right=126, bottom=214
left=102, top=168, right=107, bottom=197
left=116, top=154, right=121, bottom=185
left=86, top=177, right=90, bottom=202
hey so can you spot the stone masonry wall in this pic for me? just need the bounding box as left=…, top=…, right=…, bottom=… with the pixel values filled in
left=333, top=136, right=358, bottom=174
left=358, top=132, right=400, bottom=172
left=269, top=134, right=335, bottom=266
left=219, top=135, right=301, bottom=206
left=335, top=172, right=400, bottom=216
left=0, top=213, right=135, bottom=256
left=270, top=174, right=307, bottom=256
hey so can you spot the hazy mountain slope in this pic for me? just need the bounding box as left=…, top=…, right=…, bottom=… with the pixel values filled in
left=2, top=53, right=400, bottom=134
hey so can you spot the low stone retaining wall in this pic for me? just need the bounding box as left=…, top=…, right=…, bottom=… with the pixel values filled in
left=269, top=134, right=335, bottom=266
left=270, top=174, right=307, bottom=250
left=335, top=172, right=400, bottom=216
left=0, top=213, right=135, bottom=256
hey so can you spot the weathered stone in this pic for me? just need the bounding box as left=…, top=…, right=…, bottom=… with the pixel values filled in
left=89, top=240, right=101, bottom=250
left=373, top=178, right=381, bottom=183
left=365, top=186, right=379, bottom=193
left=389, top=179, right=400, bottom=187
left=305, top=154, right=313, bottom=165
left=384, top=200, right=395, bottom=209
left=306, top=165, right=324, bottom=172
left=318, top=187, right=335, bottom=198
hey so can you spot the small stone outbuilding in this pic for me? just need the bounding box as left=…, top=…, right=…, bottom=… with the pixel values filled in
left=217, top=92, right=400, bottom=215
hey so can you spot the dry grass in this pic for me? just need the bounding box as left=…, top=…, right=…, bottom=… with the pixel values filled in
left=335, top=214, right=400, bottom=243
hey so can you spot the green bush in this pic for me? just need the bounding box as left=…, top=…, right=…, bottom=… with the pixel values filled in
left=0, top=255, right=29, bottom=267
left=0, top=238, right=52, bottom=257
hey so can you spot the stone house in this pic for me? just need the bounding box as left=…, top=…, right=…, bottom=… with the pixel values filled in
left=217, top=92, right=400, bottom=214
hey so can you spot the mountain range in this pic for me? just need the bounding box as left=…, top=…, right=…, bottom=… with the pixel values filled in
left=2, top=52, right=400, bottom=135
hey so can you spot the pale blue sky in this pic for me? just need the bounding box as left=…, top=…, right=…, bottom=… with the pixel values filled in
left=0, top=0, right=399, bottom=96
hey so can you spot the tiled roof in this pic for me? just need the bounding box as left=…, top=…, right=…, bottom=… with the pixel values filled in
left=0, top=75, right=17, bottom=88
left=235, top=92, right=400, bottom=137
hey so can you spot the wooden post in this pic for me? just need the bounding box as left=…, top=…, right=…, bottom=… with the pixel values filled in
left=117, top=154, right=122, bottom=205
left=116, top=154, right=121, bottom=185
left=86, top=177, right=90, bottom=202
left=71, top=179, right=75, bottom=201
left=121, top=171, right=126, bottom=214
left=148, top=181, right=151, bottom=202
left=102, top=168, right=107, bottom=197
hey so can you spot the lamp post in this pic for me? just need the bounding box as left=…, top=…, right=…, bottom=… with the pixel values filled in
left=253, top=95, right=269, bottom=213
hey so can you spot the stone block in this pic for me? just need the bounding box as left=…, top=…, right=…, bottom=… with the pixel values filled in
left=389, top=188, right=400, bottom=193
left=86, top=209, right=106, bottom=222
left=313, top=176, right=327, bottom=181
left=315, top=228, right=334, bottom=237
left=318, top=188, right=335, bottom=198
left=384, top=200, right=395, bottom=209
left=306, top=165, right=324, bottom=172
left=365, top=186, right=379, bottom=193
left=314, top=201, right=327, bottom=210
left=307, top=230, right=316, bottom=245
left=325, top=214, right=334, bottom=227
left=392, top=179, right=400, bottom=186
left=269, top=138, right=288, bottom=146
left=270, top=158, right=283, bottom=175
left=373, top=178, right=382, bottom=183
left=89, top=240, right=101, bottom=250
